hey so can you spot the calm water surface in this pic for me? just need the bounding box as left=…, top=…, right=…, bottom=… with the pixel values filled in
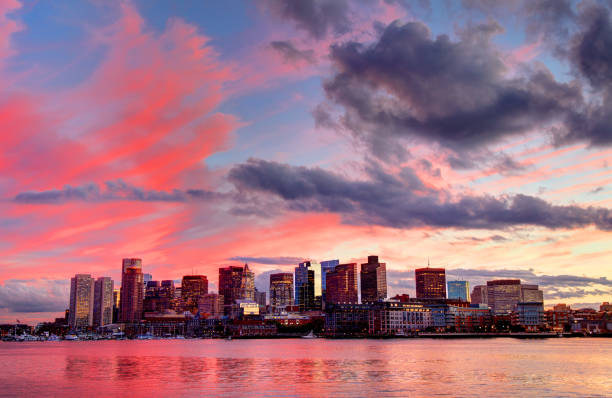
left=1, top=338, right=610, bottom=397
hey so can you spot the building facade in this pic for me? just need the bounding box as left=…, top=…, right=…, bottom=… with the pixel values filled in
left=415, top=267, right=446, bottom=299
left=471, top=285, right=487, bottom=305
left=326, top=263, right=358, bottom=305
left=93, top=277, right=114, bottom=328
left=369, top=301, right=432, bottom=335
left=219, top=264, right=255, bottom=313
left=360, top=256, right=387, bottom=303
left=295, top=260, right=322, bottom=311
left=320, top=259, right=339, bottom=301
left=181, top=275, right=208, bottom=313
left=198, top=293, right=224, bottom=318
left=69, top=274, right=95, bottom=329
left=120, top=258, right=144, bottom=323
left=447, top=280, right=470, bottom=302
left=269, top=273, right=293, bottom=312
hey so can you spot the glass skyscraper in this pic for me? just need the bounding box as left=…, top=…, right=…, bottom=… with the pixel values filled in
left=294, top=260, right=322, bottom=311
left=447, top=280, right=470, bottom=302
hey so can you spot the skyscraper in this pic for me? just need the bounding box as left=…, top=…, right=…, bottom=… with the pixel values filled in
left=447, top=280, right=470, bottom=302
left=93, top=277, right=114, bottom=328
left=320, top=259, right=339, bottom=301
left=198, top=293, right=224, bottom=317
left=120, top=258, right=144, bottom=323
left=295, top=260, right=322, bottom=311
left=360, top=256, right=387, bottom=303
left=415, top=267, right=446, bottom=299
left=486, top=279, right=521, bottom=314
left=326, top=263, right=358, bottom=304
left=269, top=273, right=293, bottom=312
left=144, top=280, right=175, bottom=313
left=521, top=284, right=544, bottom=303
left=69, top=274, right=94, bottom=329
left=255, top=289, right=266, bottom=307
left=471, top=285, right=487, bottom=305
left=219, top=264, right=255, bottom=313
left=181, top=275, right=208, bottom=313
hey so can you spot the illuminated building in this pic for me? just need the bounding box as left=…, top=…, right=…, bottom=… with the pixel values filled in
left=326, top=263, right=358, bottom=304
left=447, top=280, right=470, bottom=302
left=269, top=273, right=293, bottom=312
left=360, top=256, right=387, bottom=303
left=93, top=277, right=114, bottom=328
left=415, top=267, right=446, bottom=299
left=69, top=274, right=94, bottom=329
left=181, top=275, right=208, bottom=313
left=295, top=260, right=322, bottom=311
left=120, top=258, right=144, bottom=323
left=320, top=259, right=339, bottom=301
left=198, top=293, right=224, bottom=317
left=219, top=264, right=255, bottom=313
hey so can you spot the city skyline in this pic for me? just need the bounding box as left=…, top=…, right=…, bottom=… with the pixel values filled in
left=1, top=0, right=612, bottom=326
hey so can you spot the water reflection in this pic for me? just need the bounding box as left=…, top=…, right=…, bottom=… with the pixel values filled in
left=0, top=339, right=609, bottom=397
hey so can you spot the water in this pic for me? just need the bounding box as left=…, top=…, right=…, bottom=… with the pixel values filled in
left=1, top=338, right=610, bottom=397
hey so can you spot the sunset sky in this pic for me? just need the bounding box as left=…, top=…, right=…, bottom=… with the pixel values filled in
left=1, top=0, right=611, bottom=324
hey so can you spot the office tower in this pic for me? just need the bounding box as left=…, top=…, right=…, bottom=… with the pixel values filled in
left=486, top=279, right=521, bottom=314
left=326, top=263, right=358, bottom=304
left=269, top=273, right=294, bottom=312
left=520, top=284, right=544, bottom=303
left=360, top=256, right=387, bottom=303
left=120, top=258, right=144, bottom=323
left=181, top=275, right=208, bottom=313
left=113, top=288, right=120, bottom=323
left=219, top=264, right=255, bottom=313
left=447, top=280, right=470, bottom=302
left=255, top=289, right=266, bottom=307
left=69, top=274, right=94, bottom=329
left=471, top=285, right=487, bottom=305
left=415, top=267, right=446, bottom=299
left=143, top=280, right=175, bottom=313
left=198, top=293, right=224, bottom=317
left=93, top=277, right=114, bottom=328
left=295, top=260, right=322, bottom=311
left=320, top=259, right=339, bottom=301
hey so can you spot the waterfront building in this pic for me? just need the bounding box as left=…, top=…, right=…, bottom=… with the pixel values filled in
left=219, top=264, right=255, bottom=313
left=93, top=277, right=114, bottom=328
left=426, top=303, right=492, bottom=332
left=447, top=280, right=470, bottom=302
left=269, top=273, right=293, bottom=312
left=486, top=280, right=543, bottom=314
left=369, top=301, right=432, bottom=335
left=69, top=274, right=95, bottom=329
left=181, top=275, right=208, bottom=313
left=295, top=260, right=322, bottom=311
left=320, top=259, right=339, bottom=301
left=264, top=312, right=312, bottom=327
left=325, top=303, right=372, bottom=335
left=515, top=302, right=545, bottom=331
left=326, top=263, right=358, bottom=304
left=415, top=267, right=446, bottom=299
left=471, top=285, right=487, bottom=305
left=360, top=256, right=387, bottom=303
left=234, top=300, right=259, bottom=317
left=198, top=293, right=224, bottom=318
left=120, top=258, right=144, bottom=323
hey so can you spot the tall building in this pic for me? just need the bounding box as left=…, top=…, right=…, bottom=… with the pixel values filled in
left=144, top=280, right=175, bottom=313
left=69, top=274, right=94, bottom=329
left=255, top=289, right=266, bottom=307
left=93, top=277, right=114, bottom=328
left=447, top=280, right=470, bottom=302
left=198, top=293, right=224, bottom=317
left=113, top=288, right=120, bottom=323
left=360, top=256, right=387, bottom=303
left=320, top=259, right=339, bottom=301
left=219, top=264, right=255, bottom=313
left=326, top=263, right=358, bottom=304
left=181, top=275, right=208, bottom=313
left=295, top=260, right=322, bottom=311
left=415, top=267, right=446, bottom=299
left=521, top=284, right=544, bottom=303
left=120, top=258, right=144, bottom=323
left=471, top=285, right=487, bottom=305
left=269, top=273, right=293, bottom=312
left=486, top=279, right=521, bottom=314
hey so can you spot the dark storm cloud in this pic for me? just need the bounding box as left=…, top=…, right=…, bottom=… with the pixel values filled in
left=0, top=279, right=68, bottom=313
left=263, top=0, right=351, bottom=40
left=270, top=41, right=315, bottom=64
left=228, top=256, right=303, bottom=265
left=321, top=21, right=587, bottom=154
left=13, top=180, right=223, bottom=204
left=229, top=158, right=612, bottom=231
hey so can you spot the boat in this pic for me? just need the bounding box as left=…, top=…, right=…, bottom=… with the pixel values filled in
left=301, top=330, right=317, bottom=339
left=64, top=334, right=78, bottom=341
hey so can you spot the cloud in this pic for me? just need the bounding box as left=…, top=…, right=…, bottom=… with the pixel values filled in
left=0, top=279, right=69, bottom=313
left=228, top=256, right=304, bottom=265
left=13, top=180, right=223, bottom=204
left=318, top=19, right=595, bottom=162
left=270, top=41, right=315, bottom=64
left=229, top=158, right=612, bottom=231
left=263, top=0, right=351, bottom=40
